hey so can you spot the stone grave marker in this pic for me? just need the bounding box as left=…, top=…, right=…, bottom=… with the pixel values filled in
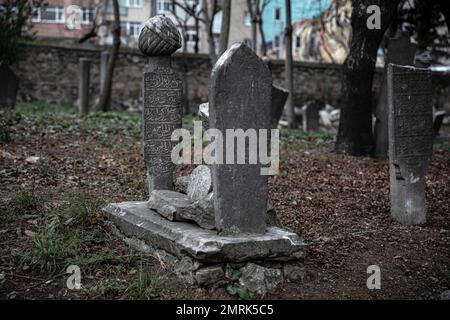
left=387, top=64, right=433, bottom=225
left=302, top=101, right=320, bottom=132
left=139, top=15, right=183, bottom=193
left=209, top=43, right=272, bottom=235
left=103, top=30, right=304, bottom=292
left=375, top=32, right=417, bottom=158
left=78, top=58, right=91, bottom=115
left=271, top=85, right=289, bottom=128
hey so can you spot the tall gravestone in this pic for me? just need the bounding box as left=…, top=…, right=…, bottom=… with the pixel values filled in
left=387, top=64, right=433, bottom=225
left=78, top=58, right=91, bottom=115
left=138, top=15, right=183, bottom=193
left=103, top=36, right=304, bottom=291
left=210, top=43, right=272, bottom=235
left=375, top=32, right=417, bottom=158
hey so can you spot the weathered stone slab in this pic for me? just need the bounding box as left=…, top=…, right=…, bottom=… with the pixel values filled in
left=302, top=101, right=320, bottom=132
left=103, top=202, right=304, bottom=263
left=271, top=85, right=289, bottom=128
left=148, top=190, right=191, bottom=221
left=187, top=165, right=213, bottom=201
left=375, top=32, right=417, bottom=158
left=209, top=43, right=272, bottom=235
left=0, top=62, right=19, bottom=108
left=139, top=15, right=183, bottom=193
left=147, top=190, right=215, bottom=229
left=387, top=64, right=433, bottom=225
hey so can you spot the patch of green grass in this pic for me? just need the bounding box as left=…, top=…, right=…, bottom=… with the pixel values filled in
left=62, top=193, right=105, bottom=226
left=15, top=102, right=74, bottom=115
left=11, top=189, right=46, bottom=214
left=122, top=267, right=168, bottom=299
left=29, top=219, right=79, bottom=273
left=122, top=172, right=134, bottom=186
left=14, top=193, right=106, bottom=273
left=84, top=256, right=172, bottom=300
left=182, top=115, right=197, bottom=133
left=434, top=141, right=450, bottom=152
left=280, top=127, right=335, bottom=151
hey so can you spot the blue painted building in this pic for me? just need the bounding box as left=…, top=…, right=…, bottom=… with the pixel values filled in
left=262, top=0, right=332, bottom=45
left=262, top=0, right=351, bottom=63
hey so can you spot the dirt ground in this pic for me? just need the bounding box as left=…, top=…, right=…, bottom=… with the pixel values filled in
left=1, top=104, right=449, bottom=300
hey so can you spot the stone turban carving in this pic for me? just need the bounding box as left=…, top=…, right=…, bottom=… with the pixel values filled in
left=138, top=15, right=182, bottom=56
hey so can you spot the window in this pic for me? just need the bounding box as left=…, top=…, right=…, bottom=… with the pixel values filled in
left=81, top=8, right=94, bottom=24
left=274, top=35, right=280, bottom=48
left=185, top=31, right=197, bottom=43
left=127, top=22, right=141, bottom=38
left=274, top=7, right=281, bottom=21
left=296, top=35, right=301, bottom=48
left=34, top=6, right=64, bottom=23
left=244, top=11, right=251, bottom=27
left=157, top=0, right=173, bottom=12
left=127, top=0, right=141, bottom=7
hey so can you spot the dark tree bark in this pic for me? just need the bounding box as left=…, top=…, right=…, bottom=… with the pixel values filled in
left=335, top=0, right=401, bottom=156
left=97, top=0, right=120, bottom=112
left=246, top=0, right=258, bottom=52
left=219, top=0, right=231, bottom=56
left=285, top=0, right=295, bottom=128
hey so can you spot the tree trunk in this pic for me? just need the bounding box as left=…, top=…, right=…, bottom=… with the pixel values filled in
left=97, top=0, right=120, bottom=112
left=285, top=0, right=295, bottom=128
left=219, top=0, right=231, bottom=56
left=203, top=0, right=218, bottom=63
left=258, top=17, right=267, bottom=56
left=335, top=0, right=400, bottom=156
left=247, top=0, right=259, bottom=53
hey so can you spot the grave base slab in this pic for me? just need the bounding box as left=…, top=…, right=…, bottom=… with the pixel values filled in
left=103, top=202, right=305, bottom=264
left=103, top=201, right=305, bottom=292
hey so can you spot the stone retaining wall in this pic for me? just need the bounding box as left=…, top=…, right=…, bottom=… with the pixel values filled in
left=13, top=43, right=450, bottom=113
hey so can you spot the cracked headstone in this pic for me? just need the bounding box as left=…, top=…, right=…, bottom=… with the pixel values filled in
left=187, top=165, right=213, bottom=201
left=387, top=64, right=433, bottom=225
left=139, top=15, right=183, bottom=193
left=209, top=43, right=272, bottom=235
left=374, top=32, right=417, bottom=158
left=148, top=190, right=215, bottom=229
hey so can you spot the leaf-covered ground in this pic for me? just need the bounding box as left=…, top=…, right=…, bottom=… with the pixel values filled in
left=1, top=103, right=449, bottom=299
